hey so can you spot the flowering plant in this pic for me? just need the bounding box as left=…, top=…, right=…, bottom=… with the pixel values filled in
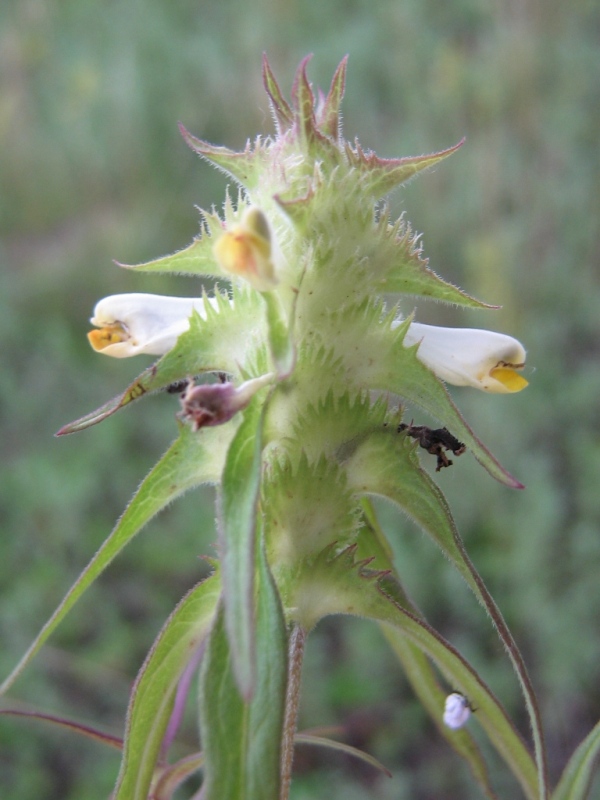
left=2, top=56, right=599, bottom=800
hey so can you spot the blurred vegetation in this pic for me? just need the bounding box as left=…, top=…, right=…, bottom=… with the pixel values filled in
left=1, top=0, right=599, bottom=797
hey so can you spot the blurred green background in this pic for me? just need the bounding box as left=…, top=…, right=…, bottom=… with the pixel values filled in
left=1, top=0, right=599, bottom=797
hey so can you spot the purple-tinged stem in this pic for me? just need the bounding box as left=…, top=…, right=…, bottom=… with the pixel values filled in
left=280, top=625, right=307, bottom=800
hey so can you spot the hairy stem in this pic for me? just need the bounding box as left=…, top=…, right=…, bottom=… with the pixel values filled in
left=280, top=625, right=307, bottom=800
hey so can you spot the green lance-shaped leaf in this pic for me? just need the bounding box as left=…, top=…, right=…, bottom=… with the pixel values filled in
left=114, top=574, right=221, bottom=800
left=383, top=627, right=499, bottom=800
left=316, top=55, right=348, bottom=141
left=117, top=226, right=224, bottom=278
left=0, top=423, right=232, bottom=695
left=291, top=55, right=316, bottom=147
left=345, top=433, right=547, bottom=798
left=179, top=124, right=263, bottom=190
left=0, top=708, right=123, bottom=751
left=296, top=547, right=538, bottom=800
left=218, top=396, right=267, bottom=699
left=152, top=753, right=205, bottom=800
left=295, top=733, right=391, bottom=778
left=345, top=138, right=464, bottom=199
left=199, top=539, right=287, bottom=800
left=552, top=719, right=600, bottom=800
left=290, top=55, right=337, bottom=159
left=372, top=214, right=494, bottom=308
left=58, top=293, right=265, bottom=435
left=355, top=505, right=497, bottom=799
left=262, top=53, right=294, bottom=134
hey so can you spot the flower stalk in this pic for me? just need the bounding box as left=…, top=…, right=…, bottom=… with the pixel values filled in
left=280, top=626, right=307, bottom=800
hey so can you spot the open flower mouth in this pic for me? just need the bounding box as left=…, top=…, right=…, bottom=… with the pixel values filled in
left=488, top=362, right=528, bottom=392
left=87, top=321, right=130, bottom=352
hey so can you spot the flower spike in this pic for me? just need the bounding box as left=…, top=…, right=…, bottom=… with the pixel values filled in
left=48, top=58, right=543, bottom=799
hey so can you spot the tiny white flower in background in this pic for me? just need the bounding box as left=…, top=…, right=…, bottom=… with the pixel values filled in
left=87, top=293, right=220, bottom=358
left=443, top=693, right=472, bottom=729
left=401, top=322, right=528, bottom=393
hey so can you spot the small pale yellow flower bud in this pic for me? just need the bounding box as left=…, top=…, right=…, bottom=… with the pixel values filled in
left=213, top=207, right=279, bottom=292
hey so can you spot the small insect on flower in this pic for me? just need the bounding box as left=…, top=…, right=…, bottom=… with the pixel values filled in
left=443, top=693, right=474, bottom=729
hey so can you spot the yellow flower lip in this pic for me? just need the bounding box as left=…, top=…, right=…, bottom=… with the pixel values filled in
left=87, top=322, right=129, bottom=352
left=489, top=362, right=529, bottom=393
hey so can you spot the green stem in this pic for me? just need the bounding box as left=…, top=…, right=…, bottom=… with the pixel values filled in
left=280, top=625, right=306, bottom=800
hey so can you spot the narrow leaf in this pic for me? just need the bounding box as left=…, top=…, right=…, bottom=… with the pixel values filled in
left=118, top=235, right=225, bottom=278
left=373, top=216, right=493, bottom=308
left=0, top=708, right=123, bottom=751
left=262, top=54, right=293, bottom=132
left=291, top=55, right=316, bottom=145
left=179, top=124, right=260, bottom=189
left=382, top=630, right=499, bottom=798
left=297, top=547, right=538, bottom=800
left=295, top=733, right=391, bottom=778
left=317, top=55, right=348, bottom=140
left=153, top=753, right=204, bottom=800
left=1, top=423, right=233, bottom=695
left=553, top=719, right=600, bottom=800
left=199, top=540, right=287, bottom=800
left=346, top=435, right=547, bottom=797
left=114, top=575, right=221, bottom=800
left=218, top=398, right=266, bottom=698
left=357, top=502, right=497, bottom=797
left=346, top=139, right=464, bottom=198
left=290, top=55, right=333, bottom=156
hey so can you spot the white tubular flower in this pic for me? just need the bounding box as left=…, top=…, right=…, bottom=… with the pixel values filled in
left=88, top=293, right=219, bottom=358
left=402, top=322, right=528, bottom=393
left=443, top=693, right=472, bottom=729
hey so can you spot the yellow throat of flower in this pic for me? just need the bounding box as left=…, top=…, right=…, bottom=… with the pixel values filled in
left=489, top=364, right=529, bottom=392
left=88, top=321, right=129, bottom=352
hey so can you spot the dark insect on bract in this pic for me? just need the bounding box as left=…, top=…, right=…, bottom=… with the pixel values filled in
left=398, top=422, right=466, bottom=471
